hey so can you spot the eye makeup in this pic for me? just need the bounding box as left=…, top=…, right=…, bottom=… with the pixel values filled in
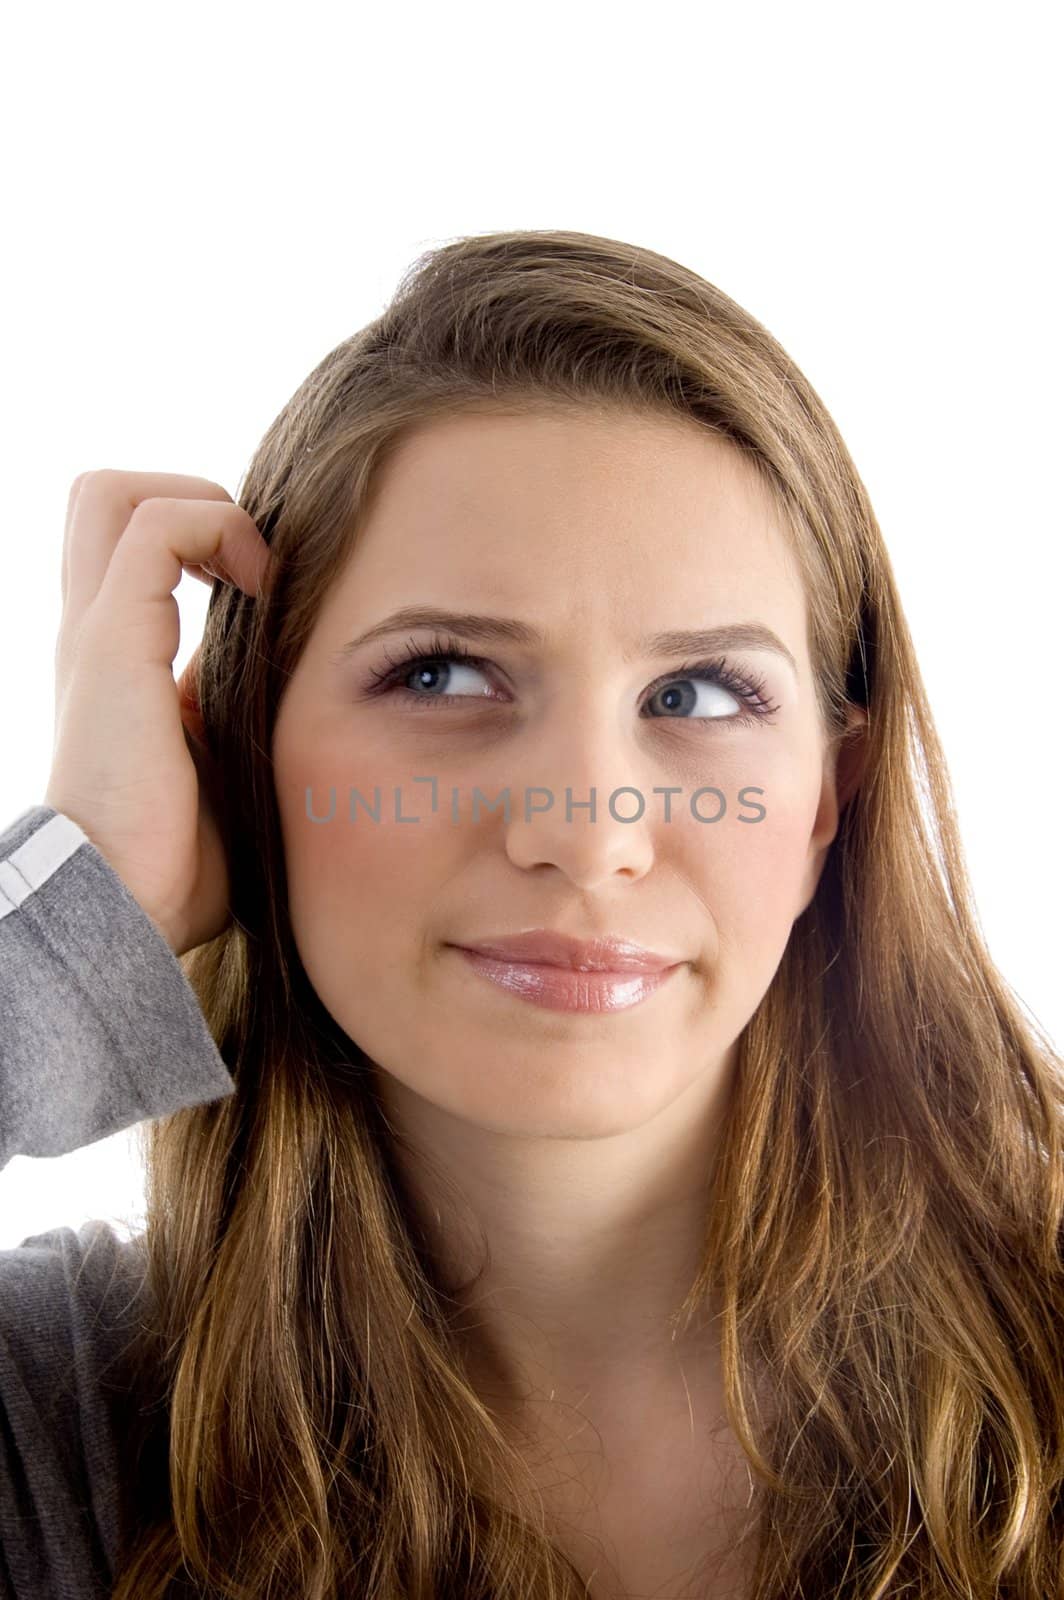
left=359, top=630, right=782, bottom=729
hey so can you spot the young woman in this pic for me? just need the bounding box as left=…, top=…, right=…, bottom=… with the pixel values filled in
left=2, top=228, right=1061, bottom=1599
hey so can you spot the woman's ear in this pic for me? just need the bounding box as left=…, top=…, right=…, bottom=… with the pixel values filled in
left=176, top=646, right=208, bottom=746
left=797, top=704, right=872, bottom=917
left=834, top=702, right=870, bottom=815
left=812, top=702, right=870, bottom=854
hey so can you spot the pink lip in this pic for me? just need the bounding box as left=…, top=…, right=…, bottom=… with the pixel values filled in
left=451, top=931, right=681, bottom=973
left=449, top=944, right=685, bottom=1015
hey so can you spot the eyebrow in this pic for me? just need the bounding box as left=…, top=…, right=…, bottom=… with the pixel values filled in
left=330, top=606, right=799, bottom=677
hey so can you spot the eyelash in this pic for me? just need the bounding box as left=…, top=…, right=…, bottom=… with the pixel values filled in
left=363, top=631, right=781, bottom=728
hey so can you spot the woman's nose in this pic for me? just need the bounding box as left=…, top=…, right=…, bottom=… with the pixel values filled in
left=497, top=721, right=658, bottom=885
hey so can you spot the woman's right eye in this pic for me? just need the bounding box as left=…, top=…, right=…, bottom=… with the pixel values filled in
left=362, top=636, right=500, bottom=705
left=388, top=654, right=498, bottom=703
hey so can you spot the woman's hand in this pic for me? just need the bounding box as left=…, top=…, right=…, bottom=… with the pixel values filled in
left=43, top=469, right=271, bottom=957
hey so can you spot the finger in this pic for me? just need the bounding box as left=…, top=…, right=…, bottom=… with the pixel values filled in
left=63, top=471, right=255, bottom=622
left=181, top=560, right=226, bottom=586
left=61, top=472, right=91, bottom=608
left=85, top=497, right=270, bottom=673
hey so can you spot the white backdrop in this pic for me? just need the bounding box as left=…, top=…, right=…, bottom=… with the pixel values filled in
left=1, top=0, right=1060, bottom=1249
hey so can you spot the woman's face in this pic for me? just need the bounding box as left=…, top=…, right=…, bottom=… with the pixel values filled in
left=272, top=407, right=848, bottom=1138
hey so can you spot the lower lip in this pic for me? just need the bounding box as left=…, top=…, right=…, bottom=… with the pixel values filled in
left=451, top=948, right=683, bottom=1013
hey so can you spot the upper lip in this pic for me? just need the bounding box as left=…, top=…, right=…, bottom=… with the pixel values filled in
left=451, top=931, right=684, bottom=972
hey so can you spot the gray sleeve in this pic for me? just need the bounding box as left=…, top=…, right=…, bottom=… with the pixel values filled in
left=0, top=1216, right=149, bottom=1599
left=0, top=803, right=236, bottom=1171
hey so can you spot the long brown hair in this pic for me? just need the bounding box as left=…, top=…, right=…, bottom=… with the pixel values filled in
left=109, top=229, right=1064, bottom=1598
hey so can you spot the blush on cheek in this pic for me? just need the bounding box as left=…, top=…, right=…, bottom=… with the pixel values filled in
left=281, top=786, right=463, bottom=959
left=706, top=802, right=818, bottom=945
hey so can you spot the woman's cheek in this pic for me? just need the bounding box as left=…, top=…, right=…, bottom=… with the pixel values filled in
left=283, top=797, right=440, bottom=941
left=689, top=782, right=822, bottom=950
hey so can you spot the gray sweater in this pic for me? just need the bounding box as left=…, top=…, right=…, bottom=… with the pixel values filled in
left=0, top=803, right=238, bottom=1598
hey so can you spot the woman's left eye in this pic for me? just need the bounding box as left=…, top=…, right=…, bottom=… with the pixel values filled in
left=363, top=636, right=781, bottom=728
